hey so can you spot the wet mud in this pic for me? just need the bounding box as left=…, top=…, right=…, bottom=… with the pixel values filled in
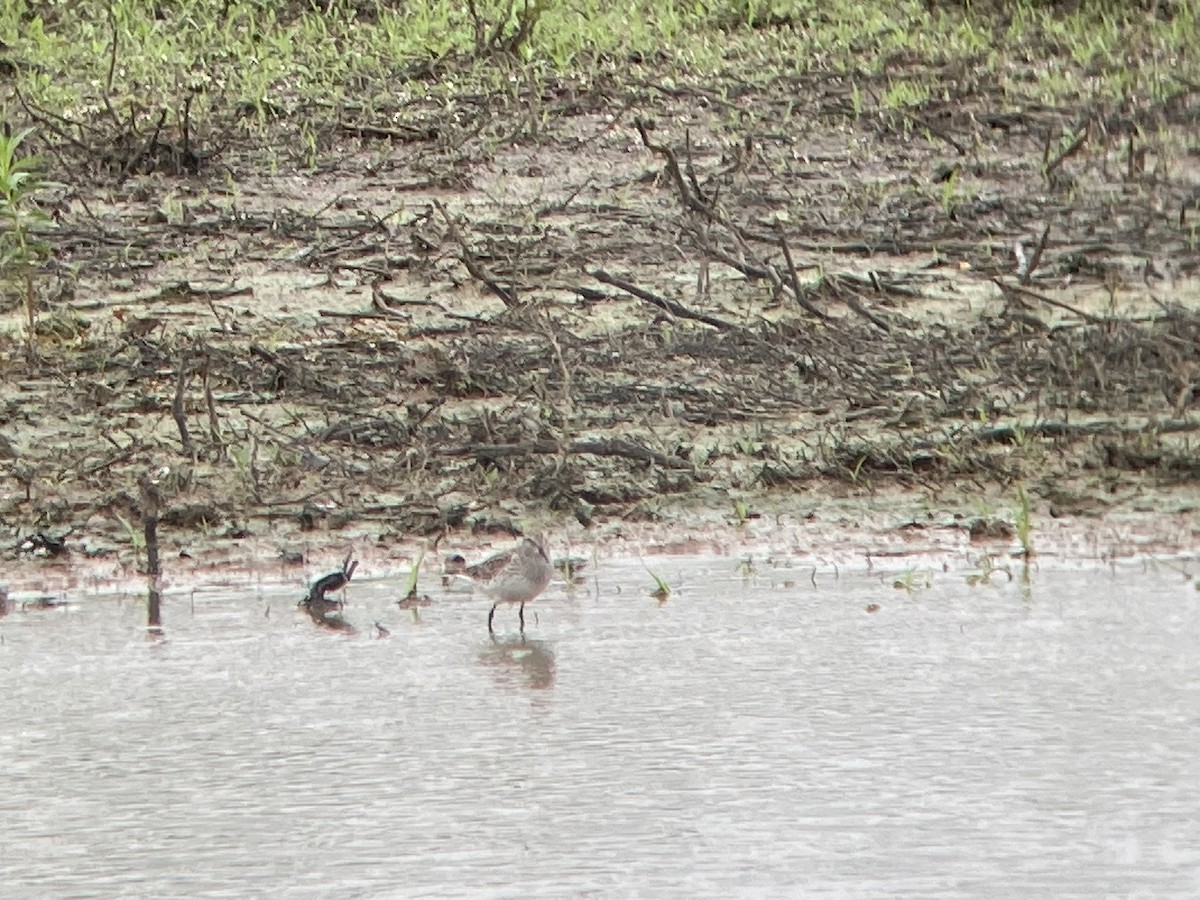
left=3, top=64, right=1199, bottom=583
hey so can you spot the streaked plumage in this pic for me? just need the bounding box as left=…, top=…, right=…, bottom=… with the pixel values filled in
left=444, top=538, right=554, bottom=633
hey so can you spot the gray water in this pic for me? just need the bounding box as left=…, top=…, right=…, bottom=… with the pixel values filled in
left=1, top=557, right=1198, bottom=898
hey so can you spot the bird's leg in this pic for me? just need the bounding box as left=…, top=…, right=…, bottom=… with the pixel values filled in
left=488, top=603, right=498, bottom=633
left=519, top=602, right=525, bottom=632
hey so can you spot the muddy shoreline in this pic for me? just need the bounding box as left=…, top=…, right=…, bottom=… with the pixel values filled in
left=3, top=68, right=1200, bottom=589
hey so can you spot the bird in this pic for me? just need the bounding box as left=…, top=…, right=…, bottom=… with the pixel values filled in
left=443, top=537, right=554, bottom=634
left=299, top=555, right=358, bottom=631
left=303, top=554, right=358, bottom=605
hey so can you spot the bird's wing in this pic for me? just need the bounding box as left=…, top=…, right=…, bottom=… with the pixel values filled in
left=466, top=549, right=515, bottom=580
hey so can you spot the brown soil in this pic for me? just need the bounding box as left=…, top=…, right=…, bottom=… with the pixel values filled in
left=3, top=68, right=1200, bottom=589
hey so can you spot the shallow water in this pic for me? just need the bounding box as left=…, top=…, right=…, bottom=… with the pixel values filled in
left=2, top=556, right=1198, bottom=898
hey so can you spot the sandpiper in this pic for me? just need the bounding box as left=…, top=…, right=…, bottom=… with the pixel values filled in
left=300, top=554, right=358, bottom=631
left=444, top=537, right=554, bottom=633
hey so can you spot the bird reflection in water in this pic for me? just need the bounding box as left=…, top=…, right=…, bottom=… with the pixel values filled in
left=477, top=635, right=556, bottom=691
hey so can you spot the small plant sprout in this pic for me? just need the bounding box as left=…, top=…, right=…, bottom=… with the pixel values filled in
left=1014, top=484, right=1034, bottom=559
left=555, top=553, right=588, bottom=584
left=939, top=167, right=959, bottom=216
left=0, top=128, right=55, bottom=366
left=114, top=513, right=147, bottom=567
left=849, top=455, right=867, bottom=484
left=401, top=547, right=423, bottom=604
left=643, top=563, right=671, bottom=602
left=850, top=81, right=863, bottom=119
left=965, top=554, right=1013, bottom=587
left=891, top=569, right=931, bottom=593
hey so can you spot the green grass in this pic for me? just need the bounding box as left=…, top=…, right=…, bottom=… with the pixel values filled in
left=643, top=563, right=672, bottom=600
left=2, top=0, right=1195, bottom=170
left=0, top=127, right=49, bottom=269
left=401, top=547, right=423, bottom=601
left=2, top=0, right=739, bottom=124
left=891, top=567, right=931, bottom=593
left=0, top=127, right=54, bottom=362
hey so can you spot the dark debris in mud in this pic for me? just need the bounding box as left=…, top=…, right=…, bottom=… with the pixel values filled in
left=4, top=284, right=1199, bottom=545
left=4, top=69, right=1200, bottom=545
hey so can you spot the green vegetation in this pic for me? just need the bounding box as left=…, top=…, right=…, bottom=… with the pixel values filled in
left=114, top=512, right=147, bottom=564
left=401, top=547, right=423, bottom=601
left=965, top=553, right=1010, bottom=586
left=891, top=568, right=931, bottom=592
left=938, top=167, right=960, bottom=218
left=1, top=0, right=1196, bottom=176
left=1014, top=483, right=1034, bottom=558
left=0, top=0, right=1192, bottom=550
left=0, top=127, right=53, bottom=363
left=645, top=564, right=671, bottom=601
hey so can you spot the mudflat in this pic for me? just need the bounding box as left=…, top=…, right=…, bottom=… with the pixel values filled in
left=1, top=1, right=1197, bottom=584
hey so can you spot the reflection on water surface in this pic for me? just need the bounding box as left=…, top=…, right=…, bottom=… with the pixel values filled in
left=1, top=559, right=1197, bottom=897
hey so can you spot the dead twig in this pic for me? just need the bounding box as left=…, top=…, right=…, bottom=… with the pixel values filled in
left=1043, top=124, right=1089, bottom=182
left=172, top=352, right=193, bottom=456
left=338, top=121, right=439, bottom=142
left=202, top=353, right=221, bottom=445
left=777, top=233, right=834, bottom=322
left=637, top=121, right=830, bottom=326
left=634, top=119, right=709, bottom=216
left=1018, top=223, right=1051, bottom=286
left=445, top=437, right=692, bottom=470
left=138, top=470, right=164, bottom=631
left=432, top=199, right=518, bottom=308
left=826, top=275, right=890, bottom=332
left=593, top=269, right=735, bottom=331
left=992, top=278, right=1101, bottom=324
